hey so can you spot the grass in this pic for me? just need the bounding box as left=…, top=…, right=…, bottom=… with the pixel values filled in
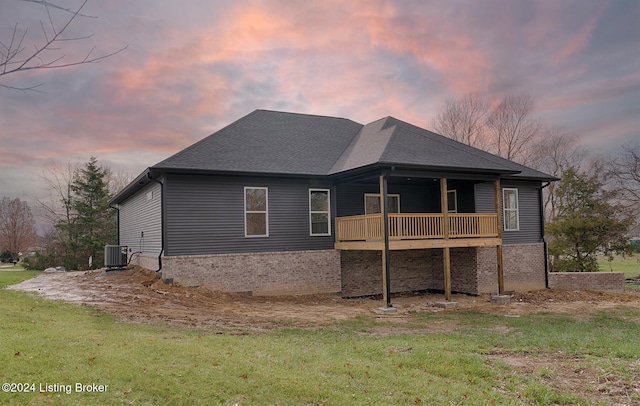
left=2, top=270, right=640, bottom=405
left=597, top=253, right=640, bottom=278
left=0, top=265, right=41, bottom=288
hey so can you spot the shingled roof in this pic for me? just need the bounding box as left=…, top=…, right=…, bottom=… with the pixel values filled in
left=153, top=110, right=362, bottom=176
left=331, top=117, right=518, bottom=175
left=112, top=110, right=556, bottom=205
left=153, top=109, right=554, bottom=180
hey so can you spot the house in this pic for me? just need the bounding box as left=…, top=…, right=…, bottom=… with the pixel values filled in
left=109, top=110, right=556, bottom=304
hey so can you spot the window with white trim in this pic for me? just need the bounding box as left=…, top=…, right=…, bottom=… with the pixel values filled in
left=503, top=188, right=519, bottom=231
left=447, top=190, right=457, bottom=213
left=364, top=193, right=400, bottom=214
left=309, top=189, right=330, bottom=236
left=244, top=187, right=268, bottom=237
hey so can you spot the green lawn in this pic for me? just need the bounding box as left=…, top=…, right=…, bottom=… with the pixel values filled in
left=597, top=253, right=640, bottom=277
left=0, top=266, right=41, bottom=288
left=2, top=270, right=639, bottom=405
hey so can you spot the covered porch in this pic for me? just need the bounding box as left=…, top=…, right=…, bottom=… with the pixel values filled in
left=333, top=172, right=506, bottom=307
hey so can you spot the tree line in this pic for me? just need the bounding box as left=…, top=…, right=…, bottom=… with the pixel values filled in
left=0, top=157, right=124, bottom=270
left=433, top=92, right=640, bottom=271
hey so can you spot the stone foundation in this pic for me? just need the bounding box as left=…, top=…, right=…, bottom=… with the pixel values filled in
left=340, top=250, right=434, bottom=297
left=477, top=243, right=547, bottom=293
left=132, top=243, right=547, bottom=297
left=341, top=248, right=482, bottom=297
left=130, top=253, right=160, bottom=272
left=340, top=243, right=547, bottom=297
left=504, top=243, right=547, bottom=292
left=548, top=272, right=624, bottom=293
left=159, top=250, right=341, bottom=296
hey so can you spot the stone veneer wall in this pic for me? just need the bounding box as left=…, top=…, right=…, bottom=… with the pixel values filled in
left=159, top=249, right=341, bottom=296
left=341, top=248, right=482, bottom=297
left=477, top=243, right=547, bottom=294
left=548, top=272, right=624, bottom=293
left=130, top=253, right=160, bottom=273
left=340, top=250, right=436, bottom=297
left=132, top=244, right=548, bottom=297
left=341, top=243, right=547, bottom=297
left=503, top=243, right=547, bottom=292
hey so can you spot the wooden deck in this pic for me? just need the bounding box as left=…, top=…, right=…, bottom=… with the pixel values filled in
left=335, top=213, right=501, bottom=250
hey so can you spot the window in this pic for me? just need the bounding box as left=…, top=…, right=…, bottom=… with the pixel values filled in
left=244, top=187, right=268, bottom=237
left=364, top=193, right=400, bottom=214
left=447, top=190, right=457, bottom=213
left=503, top=188, right=519, bottom=231
left=309, top=189, right=330, bottom=236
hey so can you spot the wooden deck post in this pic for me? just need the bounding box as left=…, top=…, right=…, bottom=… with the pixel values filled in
left=494, top=180, right=504, bottom=295
left=380, top=173, right=392, bottom=308
left=440, top=178, right=452, bottom=301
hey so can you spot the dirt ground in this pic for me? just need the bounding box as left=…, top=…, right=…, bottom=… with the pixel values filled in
left=7, top=267, right=640, bottom=404
left=7, top=266, right=640, bottom=329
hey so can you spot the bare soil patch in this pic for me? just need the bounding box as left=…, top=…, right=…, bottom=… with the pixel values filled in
left=7, top=267, right=640, bottom=404
left=487, top=349, right=640, bottom=405
left=7, top=266, right=640, bottom=329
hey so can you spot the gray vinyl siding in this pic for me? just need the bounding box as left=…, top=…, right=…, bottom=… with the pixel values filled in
left=474, top=182, right=495, bottom=214
left=164, top=174, right=335, bottom=255
left=474, top=180, right=543, bottom=244
left=119, top=182, right=162, bottom=256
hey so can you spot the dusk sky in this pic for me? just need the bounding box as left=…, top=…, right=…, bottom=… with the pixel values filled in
left=1, top=0, right=639, bottom=227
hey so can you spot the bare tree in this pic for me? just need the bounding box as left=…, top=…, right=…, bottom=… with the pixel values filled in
left=35, top=159, right=79, bottom=230
left=0, top=197, right=38, bottom=258
left=528, top=127, right=589, bottom=221
left=432, top=93, right=545, bottom=164
left=0, top=0, right=126, bottom=91
left=609, top=143, right=640, bottom=226
left=104, top=167, right=133, bottom=196
left=486, top=94, right=545, bottom=163
left=432, top=93, right=490, bottom=149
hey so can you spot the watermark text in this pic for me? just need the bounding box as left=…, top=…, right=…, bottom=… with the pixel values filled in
left=2, top=382, right=108, bottom=395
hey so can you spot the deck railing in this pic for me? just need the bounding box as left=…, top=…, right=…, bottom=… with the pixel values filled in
left=335, top=213, right=499, bottom=242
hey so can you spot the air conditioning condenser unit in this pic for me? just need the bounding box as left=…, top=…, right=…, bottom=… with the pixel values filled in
left=104, top=245, right=128, bottom=270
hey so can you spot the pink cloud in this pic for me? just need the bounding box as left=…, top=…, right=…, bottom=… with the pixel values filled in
left=2, top=0, right=637, bottom=205
left=104, top=0, right=501, bottom=126
left=550, top=5, right=606, bottom=66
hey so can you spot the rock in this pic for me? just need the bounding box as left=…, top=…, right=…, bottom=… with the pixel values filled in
left=44, top=266, right=67, bottom=273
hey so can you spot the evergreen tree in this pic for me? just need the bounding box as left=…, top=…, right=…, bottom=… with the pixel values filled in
left=51, top=157, right=117, bottom=270
left=547, top=166, right=633, bottom=272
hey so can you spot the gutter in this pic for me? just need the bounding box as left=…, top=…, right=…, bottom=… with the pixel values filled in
left=148, top=172, right=165, bottom=274
left=108, top=203, right=120, bottom=246
left=540, top=181, right=551, bottom=288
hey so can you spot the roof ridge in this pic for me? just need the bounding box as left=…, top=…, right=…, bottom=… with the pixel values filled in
left=380, top=116, right=519, bottom=172
left=255, top=109, right=361, bottom=125
left=329, top=117, right=393, bottom=174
